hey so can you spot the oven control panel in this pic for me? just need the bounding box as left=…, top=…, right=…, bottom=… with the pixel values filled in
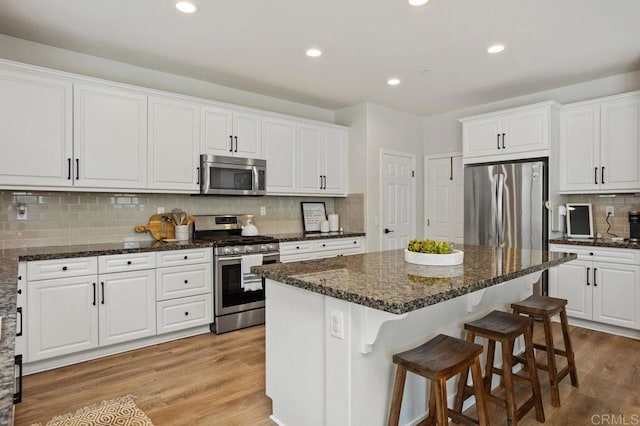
left=216, top=243, right=279, bottom=256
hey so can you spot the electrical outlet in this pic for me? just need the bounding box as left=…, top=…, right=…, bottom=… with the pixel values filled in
left=606, top=206, right=614, bottom=217
left=330, top=309, right=344, bottom=339
left=260, top=206, right=266, bottom=216
left=157, top=207, right=165, bottom=214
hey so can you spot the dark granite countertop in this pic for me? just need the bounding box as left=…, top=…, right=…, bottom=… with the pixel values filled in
left=253, top=244, right=576, bottom=315
left=0, top=240, right=214, bottom=424
left=550, top=238, right=640, bottom=250
left=268, top=231, right=365, bottom=242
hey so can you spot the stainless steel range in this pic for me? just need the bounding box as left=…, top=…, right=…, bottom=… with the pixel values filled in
left=193, top=214, right=279, bottom=334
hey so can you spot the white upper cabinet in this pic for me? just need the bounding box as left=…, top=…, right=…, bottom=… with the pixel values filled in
left=263, top=116, right=297, bottom=193
left=298, top=123, right=324, bottom=193
left=461, top=101, right=558, bottom=164
left=201, top=105, right=262, bottom=159
left=559, top=91, right=640, bottom=193
left=0, top=66, right=73, bottom=187
left=148, top=95, right=200, bottom=191
left=322, top=128, right=347, bottom=194
left=74, top=82, right=148, bottom=189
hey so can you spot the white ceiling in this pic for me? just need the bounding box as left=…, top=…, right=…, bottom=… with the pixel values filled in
left=1, top=0, right=639, bottom=116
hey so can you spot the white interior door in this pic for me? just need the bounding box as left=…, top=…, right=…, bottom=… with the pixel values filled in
left=425, top=154, right=463, bottom=243
left=381, top=150, right=415, bottom=251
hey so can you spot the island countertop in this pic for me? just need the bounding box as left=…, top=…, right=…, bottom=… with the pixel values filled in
left=253, top=244, right=576, bottom=315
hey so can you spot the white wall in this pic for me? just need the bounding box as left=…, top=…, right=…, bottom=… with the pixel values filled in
left=337, top=103, right=424, bottom=252
left=0, top=34, right=335, bottom=122
left=423, top=69, right=640, bottom=155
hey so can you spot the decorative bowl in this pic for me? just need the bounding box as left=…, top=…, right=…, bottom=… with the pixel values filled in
left=403, top=249, right=464, bottom=266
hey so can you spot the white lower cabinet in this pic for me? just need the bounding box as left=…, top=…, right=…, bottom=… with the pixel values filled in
left=549, top=244, right=640, bottom=331
left=98, top=269, right=156, bottom=346
left=280, top=237, right=364, bottom=263
left=157, top=294, right=212, bottom=334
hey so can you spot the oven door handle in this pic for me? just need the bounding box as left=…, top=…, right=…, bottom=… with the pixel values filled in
left=217, top=254, right=279, bottom=262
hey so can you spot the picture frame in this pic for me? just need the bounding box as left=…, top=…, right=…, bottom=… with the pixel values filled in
left=301, top=202, right=327, bottom=233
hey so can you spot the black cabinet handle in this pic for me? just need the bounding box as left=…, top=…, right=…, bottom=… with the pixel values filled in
left=319, top=175, right=323, bottom=189
left=601, top=167, right=605, bottom=184
left=594, top=167, right=598, bottom=184
left=593, top=268, right=598, bottom=287
left=322, top=243, right=326, bottom=247
left=62, top=266, right=68, bottom=271
left=234, top=136, right=238, bottom=152
left=127, top=260, right=132, bottom=265
left=296, top=246, right=300, bottom=249
left=590, top=252, right=594, bottom=256
left=353, top=241, right=357, bottom=244
left=67, top=158, right=71, bottom=180
left=229, top=135, right=233, bottom=152
left=184, top=280, right=188, bottom=284
left=101, top=282, right=105, bottom=304
left=196, top=167, right=200, bottom=185
left=501, top=133, right=506, bottom=149
left=184, top=255, right=188, bottom=260
left=92, top=283, right=96, bottom=306
left=586, top=267, right=590, bottom=286
left=497, top=134, right=500, bottom=150
left=384, top=228, right=394, bottom=234
left=17, top=289, right=21, bottom=295
left=324, top=175, right=327, bottom=189
left=184, top=311, right=189, bottom=316
left=18, top=275, right=21, bottom=281
left=16, top=307, right=22, bottom=337
left=13, top=355, right=22, bottom=404
left=75, top=158, right=79, bottom=180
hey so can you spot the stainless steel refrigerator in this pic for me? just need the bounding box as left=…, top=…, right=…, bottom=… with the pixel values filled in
left=464, top=159, right=548, bottom=291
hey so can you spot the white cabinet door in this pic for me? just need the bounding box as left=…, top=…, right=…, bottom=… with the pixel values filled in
left=74, top=83, right=147, bottom=189
left=322, top=128, right=347, bottom=195
left=462, top=118, right=501, bottom=158
left=298, top=124, right=323, bottom=193
left=148, top=96, right=200, bottom=191
left=559, top=105, right=600, bottom=192
left=600, top=96, right=640, bottom=191
left=502, top=109, right=548, bottom=154
left=554, top=260, right=592, bottom=320
left=425, top=155, right=463, bottom=244
left=27, top=275, right=99, bottom=361
left=0, top=68, right=73, bottom=187
left=99, top=269, right=156, bottom=346
left=592, top=263, right=639, bottom=329
left=232, top=109, right=262, bottom=159
left=201, top=104, right=234, bottom=156
left=263, top=117, right=297, bottom=193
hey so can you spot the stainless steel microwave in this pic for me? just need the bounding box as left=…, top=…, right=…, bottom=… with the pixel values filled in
left=199, top=155, right=266, bottom=196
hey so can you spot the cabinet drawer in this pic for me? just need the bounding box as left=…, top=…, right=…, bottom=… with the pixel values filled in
left=156, top=264, right=212, bottom=301
left=550, top=244, right=640, bottom=265
left=156, top=248, right=212, bottom=267
left=280, top=253, right=315, bottom=263
left=27, top=257, right=98, bottom=281
left=314, top=238, right=363, bottom=252
left=315, top=248, right=362, bottom=259
left=280, top=241, right=313, bottom=255
left=156, top=294, right=212, bottom=334
left=98, top=252, right=155, bottom=273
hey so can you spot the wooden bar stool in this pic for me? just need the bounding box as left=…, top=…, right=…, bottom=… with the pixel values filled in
left=511, top=295, right=579, bottom=407
left=454, top=310, right=544, bottom=426
left=388, top=334, right=489, bottom=426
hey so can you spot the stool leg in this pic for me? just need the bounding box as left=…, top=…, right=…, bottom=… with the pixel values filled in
left=388, top=366, right=407, bottom=426
left=434, top=378, right=449, bottom=426
left=427, top=380, right=437, bottom=424
left=483, top=339, right=496, bottom=393
left=501, top=339, right=517, bottom=426
left=454, top=331, right=474, bottom=416
left=542, top=314, right=560, bottom=407
left=524, top=325, right=545, bottom=423
left=560, top=308, right=579, bottom=387
left=470, top=356, right=489, bottom=426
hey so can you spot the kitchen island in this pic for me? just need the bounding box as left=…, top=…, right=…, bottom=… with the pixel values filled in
left=253, top=245, right=576, bottom=426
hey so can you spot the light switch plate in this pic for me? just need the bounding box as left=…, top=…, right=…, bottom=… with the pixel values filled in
left=330, top=309, right=344, bottom=339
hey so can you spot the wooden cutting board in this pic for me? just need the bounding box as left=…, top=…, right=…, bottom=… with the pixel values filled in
left=135, top=214, right=175, bottom=241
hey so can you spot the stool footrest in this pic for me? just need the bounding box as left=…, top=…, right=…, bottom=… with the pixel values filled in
left=447, top=409, right=482, bottom=426
left=532, top=342, right=568, bottom=357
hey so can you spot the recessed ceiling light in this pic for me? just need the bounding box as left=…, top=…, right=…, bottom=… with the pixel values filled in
left=175, top=1, right=198, bottom=13
left=408, top=0, right=429, bottom=5
left=487, top=44, right=505, bottom=54
left=387, top=78, right=401, bottom=86
left=306, top=48, right=322, bottom=58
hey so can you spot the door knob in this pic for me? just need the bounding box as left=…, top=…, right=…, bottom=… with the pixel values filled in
left=384, top=228, right=394, bottom=234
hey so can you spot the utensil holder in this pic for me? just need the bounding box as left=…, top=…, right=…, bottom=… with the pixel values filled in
left=175, top=225, right=189, bottom=241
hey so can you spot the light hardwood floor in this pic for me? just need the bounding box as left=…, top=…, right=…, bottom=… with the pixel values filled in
left=14, top=323, right=640, bottom=425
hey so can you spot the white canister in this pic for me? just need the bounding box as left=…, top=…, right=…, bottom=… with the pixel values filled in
left=328, top=214, right=339, bottom=232
left=320, top=220, right=330, bottom=233
left=175, top=225, right=189, bottom=241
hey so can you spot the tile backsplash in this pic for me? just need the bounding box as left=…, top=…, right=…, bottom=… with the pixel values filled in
left=0, top=191, right=365, bottom=249
left=566, top=194, right=640, bottom=238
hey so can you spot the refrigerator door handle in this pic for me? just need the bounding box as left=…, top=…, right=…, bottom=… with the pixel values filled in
left=496, top=173, right=505, bottom=247
left=490, top=175, right=498, bottom=247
